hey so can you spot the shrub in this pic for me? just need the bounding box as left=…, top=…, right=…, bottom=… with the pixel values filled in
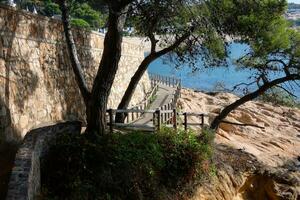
left=41, top=128, right=215, bottom=200
left=71, top=18, right=91, bottom=29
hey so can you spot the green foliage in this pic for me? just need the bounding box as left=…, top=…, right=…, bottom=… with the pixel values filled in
left=259, top=88, right=300, bottom=108
left=71, top=3, right=106, bottom=28
left=71, top=18, right=90, bottom=29
left=9, top=0, right=107, bottom=29
left=208, top=0, right=288, bottom=55
left=41, top=128, right=215, bottom=199
left=41, top=0, right=61, bottom=16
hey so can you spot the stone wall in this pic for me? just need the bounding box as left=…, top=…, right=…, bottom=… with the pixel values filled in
left=0, top=5, right=151, bottom=141
left=6, top=121, right=82, bottom=200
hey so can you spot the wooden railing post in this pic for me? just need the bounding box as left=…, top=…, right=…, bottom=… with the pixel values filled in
left=153, top=111, right=156, bottom=129
left=167, top=104, right=170, bottom=122
left=131, top=111, right=134, bottom=122
left=173, top=109, right=177, bottom=130
left=201, top=114, right=204, bottom=128
left=135, top=107, right=138, bottom=118
left=163, top=105, right=167, bottom=122
left=156, top=109, right=161, bottom=131
left=183, top=112, right=187, bottom=131
left=108, top=109, right=114, bottom=133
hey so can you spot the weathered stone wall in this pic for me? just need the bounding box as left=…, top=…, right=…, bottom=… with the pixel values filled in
left=6, top=121, right=82, bottom=200
left=0, top=5, right=151, bottom=141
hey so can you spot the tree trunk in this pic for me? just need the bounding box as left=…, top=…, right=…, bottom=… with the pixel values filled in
left=115, top=32, right=192, bottom=123
left=86, top=6, right=128, bottom=135
left=115, top=54, right=156, bottom=122
left=210, top=75, right=300, bottom=130
left=60, top=1, right=90, bottom=104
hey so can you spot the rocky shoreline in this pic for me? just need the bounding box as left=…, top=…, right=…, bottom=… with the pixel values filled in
left=178, top=89, right=300, bottom=199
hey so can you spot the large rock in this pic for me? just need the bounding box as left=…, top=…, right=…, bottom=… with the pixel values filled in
left=178, top=89, right=300, bottom=199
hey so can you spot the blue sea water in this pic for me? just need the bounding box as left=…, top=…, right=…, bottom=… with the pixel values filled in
left=148, top=43, right=300, bottom=98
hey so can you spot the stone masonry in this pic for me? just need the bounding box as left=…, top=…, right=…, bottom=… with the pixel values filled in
left=6, top=121, right=82, bottom=200
left=0, top=5, right=151, bottom=142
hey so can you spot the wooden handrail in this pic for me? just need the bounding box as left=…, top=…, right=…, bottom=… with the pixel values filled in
left=128, top=83, right=158, bottom=109
left=106, top=73, right=212, bottom=132
left=106, top=109, right=208, bottom=132
left=113, top=109, right=156, bottom=113
left=149, top=73, right=181, bottom=88
left=178, top=112, right=209, bottom=117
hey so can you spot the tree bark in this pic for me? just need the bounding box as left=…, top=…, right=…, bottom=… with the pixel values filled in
left=115, top=32, right=192, bottom=123
left=86, top=6, right=128, bottom=135
left=60, top=1, right=90, bottom=104
left=210, top=74, right=300, bottom=130
left=115, top=53, right=156, bottom=122
left=60, top=1, right=129, bottom=137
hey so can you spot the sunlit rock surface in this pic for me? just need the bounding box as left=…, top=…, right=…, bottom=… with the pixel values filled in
left=178, top=89, right=300, bottom=200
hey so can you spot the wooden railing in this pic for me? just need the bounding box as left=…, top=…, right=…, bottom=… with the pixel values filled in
left=107, top=109, right=157, bottom=132
left=154, top=74, right=181, bottom=126
left=121, top=83, right=159, bottom=124
left=179, top=112, right=209, bottom=131
left=106, top=109, right=208, bottom=133
left=149, top=73, right=181, bottom=88
left=105, top=73, right=208, bottom=133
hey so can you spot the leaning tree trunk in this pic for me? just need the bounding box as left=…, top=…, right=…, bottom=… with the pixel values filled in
left=115, top=32, right=192, bottom=123
left=86, top=7, right=128, bottom=136
left=115, top=54, right=157, bottom=122
left=210, top=75, right=300, bottom=130
left=60, top=1, right=90, bottom=104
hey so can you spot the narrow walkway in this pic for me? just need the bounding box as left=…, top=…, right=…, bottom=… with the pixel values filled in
left=132, top=84, right=176, bottom=126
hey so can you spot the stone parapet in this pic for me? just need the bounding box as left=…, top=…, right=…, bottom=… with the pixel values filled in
left=6, top=121, right=82, bottom=200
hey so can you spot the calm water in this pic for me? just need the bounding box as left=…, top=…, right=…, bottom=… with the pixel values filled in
left=148, top=43, right=300, bottom=98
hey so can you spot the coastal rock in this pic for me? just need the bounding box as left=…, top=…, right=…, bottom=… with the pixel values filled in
left=178, top=89, right=300, bottom=200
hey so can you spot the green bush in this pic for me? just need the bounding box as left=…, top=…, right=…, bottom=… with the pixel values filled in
left=41, top=128, right=214, bottom=200
left=71, top=3, right=106, bottom=29
left=71, top=18, right=91, bottom=29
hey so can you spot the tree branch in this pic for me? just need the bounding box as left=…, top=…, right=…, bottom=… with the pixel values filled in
left=115, top=27, right=195, bottom=123
left=210, top=74, right=300, bottom=130
left=148, top=33, right=158, bottom=54
left=59, top=0, right=90, bottom=103
left=231, top=80, right=257, bottom=91
left=275, top=85, right=297, bottom=98
left=155, top=27, right=194, bottom=57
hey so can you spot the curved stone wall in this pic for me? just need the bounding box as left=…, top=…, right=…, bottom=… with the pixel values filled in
left=0, top=5, right=151, bottom=141
left=6, top=121, right=82, bottom=200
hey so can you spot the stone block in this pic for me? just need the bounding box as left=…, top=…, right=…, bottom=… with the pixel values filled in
left=6, top=121, right=82, bottom=200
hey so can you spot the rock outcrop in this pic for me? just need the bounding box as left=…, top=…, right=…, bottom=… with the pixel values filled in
left=178, top=89, right=300, bottom=200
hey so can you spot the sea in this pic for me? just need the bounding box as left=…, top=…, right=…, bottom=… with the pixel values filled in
left=148, top=43, right=300, bottom=98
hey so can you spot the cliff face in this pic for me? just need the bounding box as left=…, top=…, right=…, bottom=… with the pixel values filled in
left=178, top=89, right=300, bottom=200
